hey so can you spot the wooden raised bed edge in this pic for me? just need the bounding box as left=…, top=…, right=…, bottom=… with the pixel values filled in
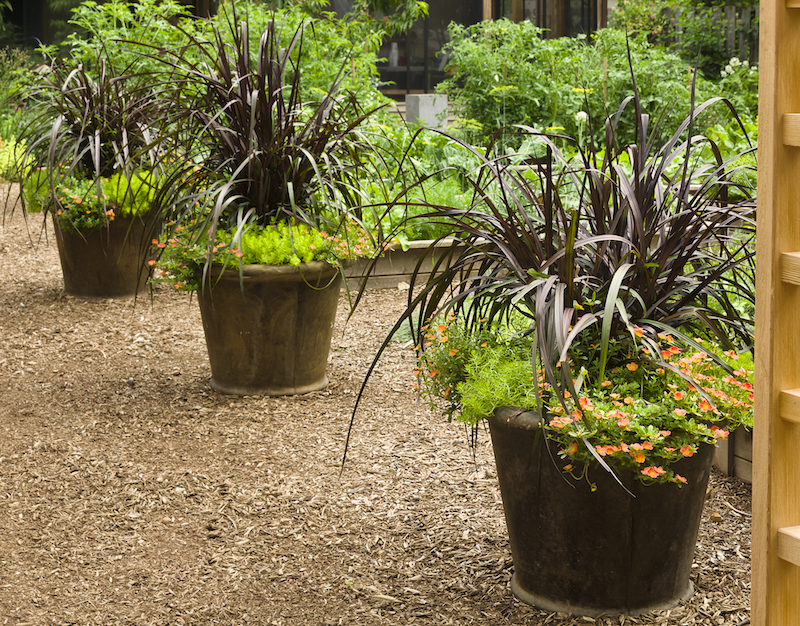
left=713, top=425, right=752, bottom=483
left=344, top=237, right=465, bottom=290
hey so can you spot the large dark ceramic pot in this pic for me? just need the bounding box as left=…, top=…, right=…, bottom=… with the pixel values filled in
left=198, top=261, right=342, bottom=396
left=487, top=406, right=715, bottom=617
left=53, top=214, right=157, bottom=298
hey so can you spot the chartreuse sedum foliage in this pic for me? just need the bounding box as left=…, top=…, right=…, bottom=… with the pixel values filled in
left=437, top=23, right=722, bottom=148
left=22, top=169, right=156, bottom=232
left=155, top=217, right=384, bottom=291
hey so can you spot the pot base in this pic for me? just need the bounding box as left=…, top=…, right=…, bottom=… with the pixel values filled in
left=209, top=375, right=329, bottom=397
left=510, top=575, right=694, bottom=618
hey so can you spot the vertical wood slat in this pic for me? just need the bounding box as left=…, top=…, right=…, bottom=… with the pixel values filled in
left=738, top=7, right=750, bottom=60
left=725, top=6, right=736, bottom=56
left=753, top=0, right=800, bottom=621
left=512, top=0, right=523, bottom=22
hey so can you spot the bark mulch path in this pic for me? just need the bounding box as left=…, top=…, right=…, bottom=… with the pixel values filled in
left=0, top=189, right=751, bottom=625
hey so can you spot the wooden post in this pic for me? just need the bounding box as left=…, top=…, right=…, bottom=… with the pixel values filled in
left=195, top=0, right=210, bottom=18
left=484, top=0, right=493, bottom=20
left=724, top=6, right=735, bottom=57
left=738, top=7, right=750, bottom=61
left=512, top=0, right=523, bottom=22
left=753, top=0, right=800, bottom=621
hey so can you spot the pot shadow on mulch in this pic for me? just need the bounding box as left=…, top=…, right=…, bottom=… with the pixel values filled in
left=0, top=187, right=750, bottom=626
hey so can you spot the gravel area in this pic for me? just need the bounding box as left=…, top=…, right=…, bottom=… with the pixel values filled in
left=0, top=186, right=751, bottom=625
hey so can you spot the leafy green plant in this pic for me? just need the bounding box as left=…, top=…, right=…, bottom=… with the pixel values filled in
left=345, top=0, right=428, bottom=36
left=155, top=217, right=384, bottom=290
left=670, top=4, right=729, bottom=79
left=347, top=52, right=756, bottom=485
left=0, top=136, right=25, bottom=180
left=9, top=33, right=167, bottom=244
left=211, top=2, right=390, bottom=116
left=608, top=0, right=673, bottom=46
left=149, top=3, right=390, bottom=283
left=360, top=175, right=472, bottom=244
left=716, top=57, right=758, bottom=120
left=0, top=46, right=35, bottom=141
left=62, top=0, right=208, bottom=86
left=437, top=23, right=722, bottom=149
left=422, top=329, right=753, bottom=485
left=609, top=0, right=759, bottom=80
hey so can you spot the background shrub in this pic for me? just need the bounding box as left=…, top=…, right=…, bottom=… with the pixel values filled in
left=437, top=23, right=721, bottom=149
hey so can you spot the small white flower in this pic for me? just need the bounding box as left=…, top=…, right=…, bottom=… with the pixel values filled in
left=730, top=57, right=741, bottom=67
left=575, top=110, right=589, bottom=124
left=720, top=68, right=729, bottom=78
left=743, top=60, right=749, bottom=68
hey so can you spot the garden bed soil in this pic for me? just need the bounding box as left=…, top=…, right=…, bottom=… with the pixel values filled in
left=0, top=185, right=751, bottom=625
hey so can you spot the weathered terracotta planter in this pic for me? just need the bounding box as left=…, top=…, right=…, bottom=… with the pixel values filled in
left=53, top=214, right=157, bottom=298
left=198, top=261, right=342, bottom=396
left=487, top=406, right=716, bottom=617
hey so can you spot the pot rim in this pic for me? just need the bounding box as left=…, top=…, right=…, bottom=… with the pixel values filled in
left=206, top=260, right=346, bottom=279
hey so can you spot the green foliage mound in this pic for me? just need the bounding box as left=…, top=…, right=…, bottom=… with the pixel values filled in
left=437, top=23, right=722, bottom=149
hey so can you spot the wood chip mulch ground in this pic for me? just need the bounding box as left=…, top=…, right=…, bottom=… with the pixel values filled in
left=0, top=186, right=751, bottom=625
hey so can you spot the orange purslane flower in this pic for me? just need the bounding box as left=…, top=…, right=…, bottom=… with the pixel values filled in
left=626, top=362, right=638, bottom=371
left=550, top=416, right=574, bottom=429
left=641, top=466, right=666, bottom=478
left=710, top=425, right=729, bottom=439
